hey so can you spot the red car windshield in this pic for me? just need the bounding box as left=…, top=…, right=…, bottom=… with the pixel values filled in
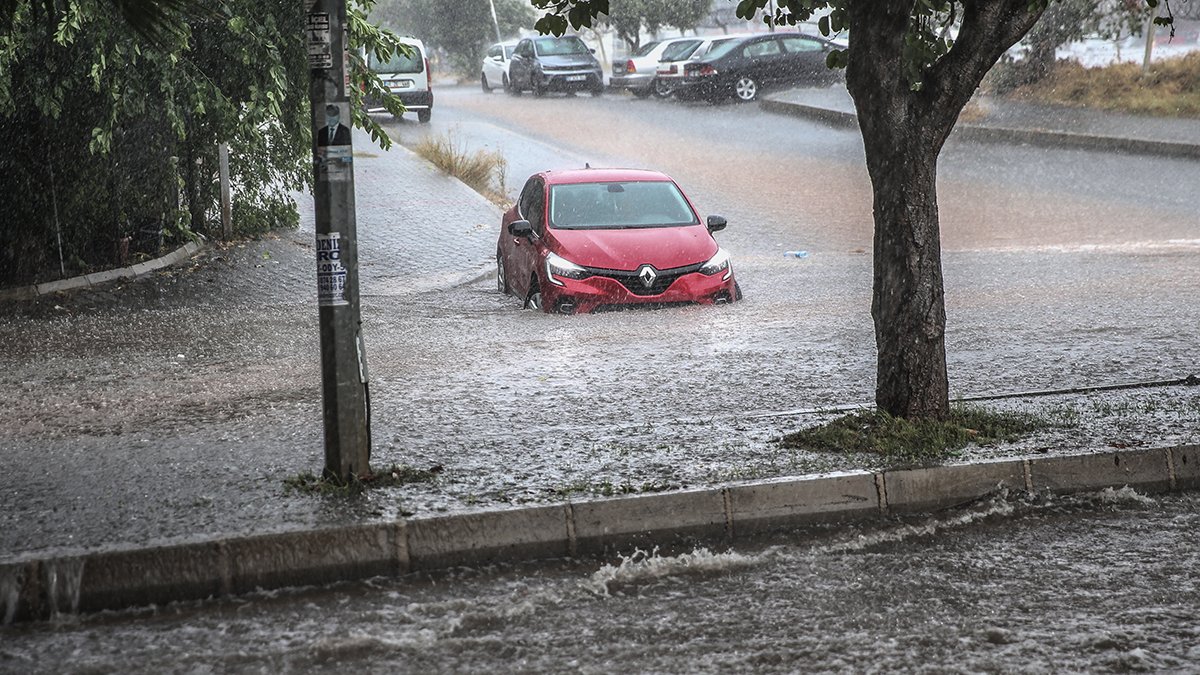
left=548, top=181, right=699, bottom=230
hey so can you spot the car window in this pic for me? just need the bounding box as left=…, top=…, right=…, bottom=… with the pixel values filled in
left=534, top=36, right=590, bottom=56
left=487, top=45, right=500, bottom=59
left=528, top=181, right=546, bottom=236
left=660, top=39, right=702, bottom=62
left=745, top=39, right=783, bottom=58
left=548, top=181, right=699, bottom=230
left=632, top=40, right=660, bottom=57
left=705, top=38, right=744, bottom=60
left=504, top=46, right=515, bottom=59
left=516, top=40, right=532, bottom=57
left=518, top=177, right=538, bottom=220
left=373, top=46, right=423, bottom=74
left=780, top=36, right=824, bottom=52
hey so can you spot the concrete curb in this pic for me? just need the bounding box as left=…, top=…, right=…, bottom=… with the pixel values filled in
left=3, top=444, right=1196, bottom=623
left=0, top=240, right=207, bottom=302
left=759, top=98, right=1200, bottom=160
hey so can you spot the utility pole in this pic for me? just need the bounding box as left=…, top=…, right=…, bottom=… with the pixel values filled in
left=305, top=0, right=371, bottom=481
left=487, top=0, right=503, bottom=44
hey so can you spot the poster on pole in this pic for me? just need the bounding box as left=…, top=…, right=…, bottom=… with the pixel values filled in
left=307, top=11, right=332, bottom=69
left=314, top=102, right=353, bottom=181
left=316, top=232, right=349, bottom=306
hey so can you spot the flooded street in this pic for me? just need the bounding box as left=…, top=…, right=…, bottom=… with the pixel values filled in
left=4, top=489, right=1198, bottom=673
left=1, top=86, right=1198, bottom=556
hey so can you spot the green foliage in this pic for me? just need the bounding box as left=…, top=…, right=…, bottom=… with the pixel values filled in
left=0, top=0, right=410, bottom=286
left=596, top=0, right=713, bottom=51
left=373, top=0, right=535, bottom=75
left=780, top=405, right=1058, bottom=467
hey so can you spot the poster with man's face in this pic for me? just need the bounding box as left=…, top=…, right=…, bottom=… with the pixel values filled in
left=314, top=102, right=352, bottom=181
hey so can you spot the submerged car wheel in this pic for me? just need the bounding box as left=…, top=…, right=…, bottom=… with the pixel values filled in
left=505, top=74, right=520, bottom=96
left=481, top=73, right=491, bottom=92
left=735, top=281, right=743, bottom=301
left=733, top=76, right=758, bottom=102
left=653, top=78, right=673, bottom=98
left=496, top=250, right=509, bottom=295
left=532, top=76, right=545, bottom=97
left=418, top=109, right=431, bottom=123
left=524, top=277, right=543, bottom=311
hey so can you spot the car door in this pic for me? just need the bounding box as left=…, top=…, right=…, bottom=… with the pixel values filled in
left=742, top=36, right=789, bottom=87
left=508, top=176, right=545, bottom=297
left=778, top=35, right=831, bottom=85
left=483, top=44, right=503, bottom=86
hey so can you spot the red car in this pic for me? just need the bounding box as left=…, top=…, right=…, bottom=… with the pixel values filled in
left=497, top=168, right=741, bottom=314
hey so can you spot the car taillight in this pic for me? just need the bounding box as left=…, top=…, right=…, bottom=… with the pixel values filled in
left=425, top=58, right=432, bottom=90
left=625, top=59, right=636, bottom=74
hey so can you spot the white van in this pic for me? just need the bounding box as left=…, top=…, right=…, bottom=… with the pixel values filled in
left=368, top=37, right=433, bottom=123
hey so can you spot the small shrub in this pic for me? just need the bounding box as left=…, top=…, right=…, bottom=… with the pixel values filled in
left=414, top=132, right=509, bottom=205
left=998, top=52, right=1200, bottom=117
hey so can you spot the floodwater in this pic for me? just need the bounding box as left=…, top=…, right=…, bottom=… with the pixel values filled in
left=3, top=489, right=1198, bottom=673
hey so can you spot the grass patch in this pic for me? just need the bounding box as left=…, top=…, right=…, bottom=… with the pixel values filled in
left=413, top=132, right=509, bottom=206
left=780, top=404, right=1057, bottom=467
left=284, top=463, right=443, bottom=496
left=1005, top=52, right=1200, bottom=117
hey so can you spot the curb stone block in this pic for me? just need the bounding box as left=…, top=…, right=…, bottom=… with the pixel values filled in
left=571, top=488, right=727, bottom=555
left=0, top=286, right=37, bottom=301
left=35, top=277, right=90, bottom=295
left=77, top=542, right=225, bottom=616
left=1028, top=449, right=1172, bottom=494
left=85, top=268, right=136, bottom=286
left=130, top=261, right=157, bottom=277
left=406, top=505, right=569, bottom=571
left=884, top=460, right=1027, bottom=514
left=1173, top=445, right=1200, bottom=490
left=726, top=472, right=878, bottom=536
left=228, top=524, right=403, bottom=595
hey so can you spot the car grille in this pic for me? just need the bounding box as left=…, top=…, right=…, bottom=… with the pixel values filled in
left=584, top=262, right=704, bottom=297
left=593, top=301, right=695, bottom=313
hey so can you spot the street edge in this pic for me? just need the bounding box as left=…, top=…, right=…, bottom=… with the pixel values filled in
left=3, top=444, right=1196, bottom=623
left=758, top=98, right=1200, bottom=160
left=0, top=240, right=209, bottom=302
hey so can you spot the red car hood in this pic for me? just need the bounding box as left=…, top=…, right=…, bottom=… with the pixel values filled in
left=549, top=225, right=717, bottom=271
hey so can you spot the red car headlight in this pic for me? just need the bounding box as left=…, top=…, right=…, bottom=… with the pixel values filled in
left=545, top=252, right=591, bottom=286
left=699, top=248, right=731, bottom=280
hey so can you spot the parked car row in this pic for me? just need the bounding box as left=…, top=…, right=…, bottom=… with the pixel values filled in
left=481, top=32, right=841, bottom=104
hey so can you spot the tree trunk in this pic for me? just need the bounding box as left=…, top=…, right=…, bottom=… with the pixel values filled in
left=845, top=0, right=952, bottom=420
left=842, top=0, right=1046, bottom=420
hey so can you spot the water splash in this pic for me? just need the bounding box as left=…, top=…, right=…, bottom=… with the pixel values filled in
left=582, top=546, right=764, bottom=597
left=1, top=565, right=23, bottom=625
left=44, top=557, right=85, bottom=620
left=1088, top=485, right=1156, bottom=507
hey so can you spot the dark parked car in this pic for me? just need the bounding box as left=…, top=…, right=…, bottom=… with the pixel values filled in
left=507, top=35, right=604, bottom=97
left=672, top=32, right=838, bottom=103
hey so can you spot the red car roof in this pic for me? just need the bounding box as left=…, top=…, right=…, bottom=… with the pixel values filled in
left=541, top=168, right=673, bottom=185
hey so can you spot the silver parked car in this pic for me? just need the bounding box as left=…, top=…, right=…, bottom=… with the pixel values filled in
left=507, top=35, right=604, bottom=97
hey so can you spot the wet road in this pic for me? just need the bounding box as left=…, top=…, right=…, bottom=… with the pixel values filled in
left=4, top=489, right=1198, bottom=673
left=1, top=84, right=1197, bottom=557
left=394, top=85, right=1200, bottom=253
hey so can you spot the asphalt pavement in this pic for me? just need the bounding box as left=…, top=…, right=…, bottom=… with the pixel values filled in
left=1, top=93, right=1197, bottom=613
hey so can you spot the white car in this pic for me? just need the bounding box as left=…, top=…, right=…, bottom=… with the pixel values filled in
left=610, top=37, right=705, bottom=98
left=368, top=36, right=433, bottom=122
left=481, top=39, right=519, bottom=93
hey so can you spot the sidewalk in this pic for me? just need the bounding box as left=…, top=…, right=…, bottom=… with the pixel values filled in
left=762, top=85, right=1200, bottom=159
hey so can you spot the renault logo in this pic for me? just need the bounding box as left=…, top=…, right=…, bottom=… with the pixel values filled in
left=637, top=265, right=658, bottom=288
